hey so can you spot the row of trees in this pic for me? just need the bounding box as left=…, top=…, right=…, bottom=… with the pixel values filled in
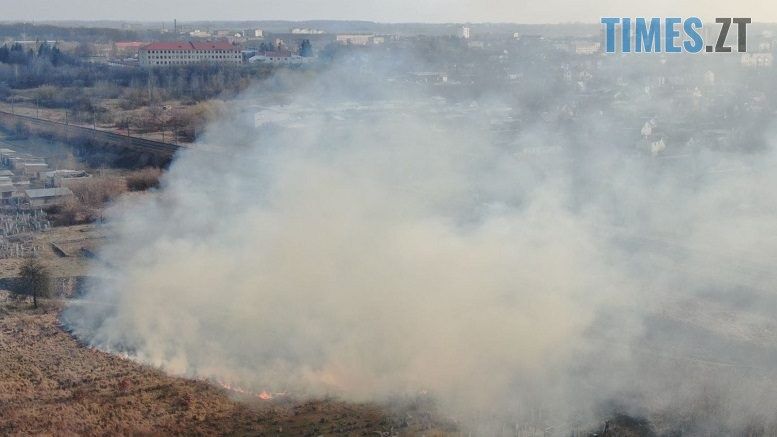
left=0, top=58, right=274, bottom=141
left=0, top=42, right=77, bottom=66
left=0, top=52, right=271, bottom=99
left=0, top=23, right=144, bottom=44
left=1, top=60, right=268, bottom=94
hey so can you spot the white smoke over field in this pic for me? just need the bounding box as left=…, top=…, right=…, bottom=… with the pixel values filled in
left=64, top=62, right=777, bottom=433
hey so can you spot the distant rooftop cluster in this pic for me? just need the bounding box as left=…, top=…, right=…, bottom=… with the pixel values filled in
left=0, top=148, right=87, bottom=209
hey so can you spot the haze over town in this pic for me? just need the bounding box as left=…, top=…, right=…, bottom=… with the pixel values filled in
left=4, top=0, right=777, bottom=24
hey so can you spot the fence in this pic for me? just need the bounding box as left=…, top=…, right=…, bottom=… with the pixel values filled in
left=0, top=110, right=183, bottom=158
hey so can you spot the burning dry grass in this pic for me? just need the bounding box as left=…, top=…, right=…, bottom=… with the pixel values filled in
left=0, top=298, right=456, bottom=436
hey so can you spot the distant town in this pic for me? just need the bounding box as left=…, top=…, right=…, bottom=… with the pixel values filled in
left=0, top=20, right=775, bottom=193
left=0, top=20, right=775, bottom=150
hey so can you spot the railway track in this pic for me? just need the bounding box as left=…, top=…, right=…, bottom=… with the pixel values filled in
left=0, top=110, right=183, bottom=157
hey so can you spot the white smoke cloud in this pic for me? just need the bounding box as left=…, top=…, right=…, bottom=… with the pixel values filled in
left=63, top=61, right=777, bottom=433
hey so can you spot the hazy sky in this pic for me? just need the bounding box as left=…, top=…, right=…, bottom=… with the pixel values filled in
left=3, top=0, right=776, bottom=23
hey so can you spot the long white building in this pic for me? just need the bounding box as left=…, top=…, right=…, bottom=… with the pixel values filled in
left=139, top=41, right=241, bottom=66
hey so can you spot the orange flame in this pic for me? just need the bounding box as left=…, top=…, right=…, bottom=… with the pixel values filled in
left=213, top=379, right=280, bottom=401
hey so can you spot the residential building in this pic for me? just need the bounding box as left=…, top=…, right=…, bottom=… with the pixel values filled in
left=0, top=177, right=14, bottom=205
left=139, top=41, right=242, bottom=66
left=291, top=28, right=325, bottom=34
left=573, top=41, right=601, bottom=55
left=24, top=187, right=74, bottom=208
left=336, top=34, right=374, bottom=46
left=248, top=52, right=312, bottom=65
left=741, top=53, right=773, bottom=68
left=41, top=170, right=92, bottom=188
left=0, top=149, right=16, bottom=167
left=7, top=156, right=46, bottom=175
left=189, top=30, right=212, bottom=38
left=22, top=162, right=49, bottom=179
left=113, top=41, right=145, bottom=57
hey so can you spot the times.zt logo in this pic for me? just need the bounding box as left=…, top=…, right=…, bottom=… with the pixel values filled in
left=601, top=17, right=751, bottom=54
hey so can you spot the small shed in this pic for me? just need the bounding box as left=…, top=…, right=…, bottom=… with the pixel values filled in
left=23, top=162, right=49, bottom=178
left=24, top=187, right=74, bottom=207
left=0, top=182, right=14, bottom=205
left=41, top=169, right=91, bottom=188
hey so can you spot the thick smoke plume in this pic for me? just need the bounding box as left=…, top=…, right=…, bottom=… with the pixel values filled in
left=64, top=60, right=777, bottom=433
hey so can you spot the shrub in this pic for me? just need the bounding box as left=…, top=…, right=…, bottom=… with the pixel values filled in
left=69, top=176, right=127, bottom=207
left=52, top=198, right=87, bottom=226
left=126, top=167, right=162, bottom=192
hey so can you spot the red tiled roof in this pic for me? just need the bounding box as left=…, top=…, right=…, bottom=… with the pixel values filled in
left=191, top=41, right=237, bottom=50
left=141, top=41, right=237, bottom=51
left=142, top=42, right=193, bottom=51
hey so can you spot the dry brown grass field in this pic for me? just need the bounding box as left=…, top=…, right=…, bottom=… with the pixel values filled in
left=0, top=225, right=456, bottom=436
left=0, top=224, right=651, bottom=436
left=0, top=299, right=456, bottom=436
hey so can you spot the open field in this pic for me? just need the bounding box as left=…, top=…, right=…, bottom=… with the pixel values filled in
left=0, top=222, right=458, bottom=436
left=0, top=295, right=456, bottom=436
left=0, top=221, right=654, bottom=436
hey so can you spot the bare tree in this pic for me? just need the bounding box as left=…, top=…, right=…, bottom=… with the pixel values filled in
left=17, top=258, right=52, bottom=309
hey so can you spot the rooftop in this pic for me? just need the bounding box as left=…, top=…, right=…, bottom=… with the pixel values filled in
left=141, top=41, right=237, bottom=51
left=25, top=187, right=73, bottom=199
left=41, top=170, right=89, bottom=177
